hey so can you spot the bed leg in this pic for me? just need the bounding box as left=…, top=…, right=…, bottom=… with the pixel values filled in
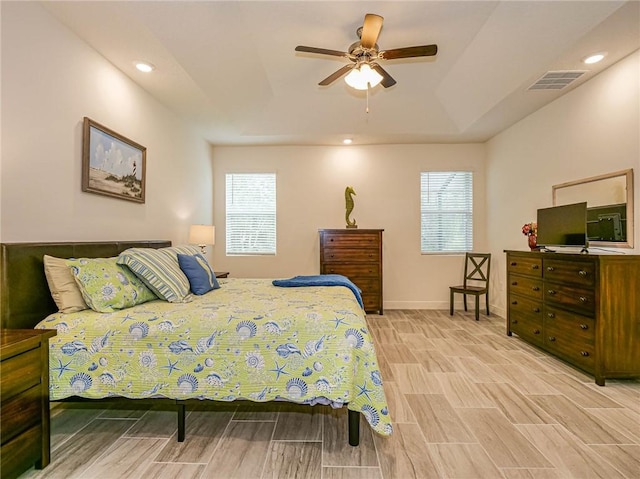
left=177, top=402, right=186, bottom=442
left=348, top=409, right=360, bottom=446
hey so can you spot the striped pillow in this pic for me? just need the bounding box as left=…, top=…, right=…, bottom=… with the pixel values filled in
left=117, top=245, right=200, bottom=302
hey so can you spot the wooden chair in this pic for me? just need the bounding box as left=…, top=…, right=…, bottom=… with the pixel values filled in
left=449, top=253, right=491, bottom=321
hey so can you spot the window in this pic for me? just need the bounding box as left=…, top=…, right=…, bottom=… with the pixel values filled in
left=420, top=171, right=473, bottom=253
left=226, top=173, right=276, bottom=255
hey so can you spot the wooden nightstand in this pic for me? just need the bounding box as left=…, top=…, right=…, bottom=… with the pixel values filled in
left=215, top=272, right=229, bottom=278
left=1, top=329, right=57, bottom=479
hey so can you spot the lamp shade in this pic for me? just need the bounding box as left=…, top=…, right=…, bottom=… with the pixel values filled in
left=189, top=224, right=215, bottom=246
left=344, top=63, right=383, bottom=90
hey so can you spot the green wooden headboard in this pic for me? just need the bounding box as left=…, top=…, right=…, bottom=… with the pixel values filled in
left=0, top=240, right=171, bottom=330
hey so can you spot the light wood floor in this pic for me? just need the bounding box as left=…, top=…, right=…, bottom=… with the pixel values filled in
left=21, top=310, right=639, bottom=479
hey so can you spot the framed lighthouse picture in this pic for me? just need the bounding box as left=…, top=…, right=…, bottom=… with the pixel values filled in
left=82, top=117, right=146, bottom=203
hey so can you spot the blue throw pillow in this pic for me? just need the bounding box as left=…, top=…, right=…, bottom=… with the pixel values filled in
left=177, top=253, right=220, bottom=295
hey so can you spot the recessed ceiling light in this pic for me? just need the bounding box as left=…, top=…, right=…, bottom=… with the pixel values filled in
left=343, top=138, right=353, bottom=145
left=134, top=61, right=155, bottom=73
left=583, top=53, right=606, bottom=65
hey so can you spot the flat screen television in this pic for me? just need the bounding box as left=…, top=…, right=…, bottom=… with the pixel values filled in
left=536, top=202, right=588, bottom=248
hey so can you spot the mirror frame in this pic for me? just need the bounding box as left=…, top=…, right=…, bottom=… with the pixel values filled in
left=553, top=169, right=634, bottom=248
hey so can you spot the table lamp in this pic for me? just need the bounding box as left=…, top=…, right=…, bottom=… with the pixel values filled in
left=189, top=224, right=215, bottom=254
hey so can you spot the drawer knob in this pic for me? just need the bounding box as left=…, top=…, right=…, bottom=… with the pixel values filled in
left=511, top=301, right=518, bottom=305
left=547, top=312, right=555, bottom=318
left=532, top=265, right=539, bottom=270
left=578, top=270, right=588, bottom=277
left=330, top=238, right=334, bottom=242
left=532, top=286, right=540, bottom=291
left=533, top=329, right=541, bottom=334
left=511, top=261, right=517, bottom=266
left=533, top=307, right=540, bottom=313
left=511, top=281, right=518, bottom=286
left=547, top=266, right=554, bottom=272
left=580, top=351, right=590, bottom=357
left=368, top=254, right=373, bottom=258
left=548, top=289, right=556, bottom=295
left=330, top=254, right=334, bottom=258
left=548, top=336, right=556, bottom=342
left=579, top=296, right=588, bottom=303
left=512, top=319, right=518, bottom=324
left=580, top=324, right=589, bottom=330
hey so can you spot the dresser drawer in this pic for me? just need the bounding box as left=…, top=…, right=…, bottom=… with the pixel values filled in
left=321, top=232, right=380, bottom=248
left=0, top=347, right=41, bottom=401
left=0, top=424, right=41, bottom=479
left=351, top=278, right=380, bottom=295
left=544, top=259, right=595, bottom=287
left=510, top=312, right=544, bottom=347
left=362, top=294, right=382, bottom=312
left=544, top=307, right=595, bottom=343
left=509, top=293, right=544, bottom=346
left=544, top=283, right=595, bottom=316
left=508, top=294, right=544, bottom=321
left=543, top=328, right=595, bottom=372
left=322, top=264, right=379, bottom=278
left=508, top=274, right=543, bottom=300
left=507, top=256, right=542, bottom=278
left=322, top=247, right=379, bottom=263
left=1, top=384, right=42, bottom=445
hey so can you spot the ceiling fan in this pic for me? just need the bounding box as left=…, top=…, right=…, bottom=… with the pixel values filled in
left=295, top=13, right=438, bottom=90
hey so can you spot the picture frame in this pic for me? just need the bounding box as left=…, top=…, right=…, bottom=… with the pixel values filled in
left=82, top=117, right=146, bottom=203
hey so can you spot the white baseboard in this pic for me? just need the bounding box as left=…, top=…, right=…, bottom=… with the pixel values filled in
left=383, top=301, right=448, bottom=310
left=383, top=301, right=506, bottom=318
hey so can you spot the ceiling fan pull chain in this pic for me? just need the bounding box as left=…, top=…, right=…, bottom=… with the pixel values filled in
left=366, top=85, right=370, bottom=114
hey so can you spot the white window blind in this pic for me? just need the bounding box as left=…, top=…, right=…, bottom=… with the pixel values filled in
left=420, top=171, right=473, bottom=253
left=226, top=173, right=276, bottom=255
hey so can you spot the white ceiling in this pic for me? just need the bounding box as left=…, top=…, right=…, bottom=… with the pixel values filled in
left=42, top=1, right=640, bottom=146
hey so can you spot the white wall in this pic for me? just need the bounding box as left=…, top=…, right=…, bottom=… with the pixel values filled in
left=1, top=2, right=212, bottom=245
left=487, top=50, right=640, bottom=316
left=4, top=3, right=636, bottom=316
left=212, top=144, right=487, bottom=309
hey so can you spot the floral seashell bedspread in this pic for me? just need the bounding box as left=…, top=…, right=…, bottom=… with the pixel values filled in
left=36, top=278, right=392, bottom=436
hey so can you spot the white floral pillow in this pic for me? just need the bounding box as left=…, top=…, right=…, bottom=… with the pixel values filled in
left=67, top=257, right=157, bottom=313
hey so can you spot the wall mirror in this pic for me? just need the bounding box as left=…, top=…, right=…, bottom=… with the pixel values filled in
left=553, top=169, right=634, bottom=248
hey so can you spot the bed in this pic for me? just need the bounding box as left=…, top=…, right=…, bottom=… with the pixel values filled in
left=0, top=240, right=392, bottom=446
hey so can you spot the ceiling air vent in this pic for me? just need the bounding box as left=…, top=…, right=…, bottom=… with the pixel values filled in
left=528, top=71, right=587, bottom=91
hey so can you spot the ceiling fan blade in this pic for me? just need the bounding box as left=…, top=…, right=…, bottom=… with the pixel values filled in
left=371, top=64, right=396, bottom=88
left=380, top=44, right=438, bottom=60
left=360, top=13, right=383, bottom=49
left=295, top=45, right=348, bottom=58
left=319, top=64, right=354, bottom=86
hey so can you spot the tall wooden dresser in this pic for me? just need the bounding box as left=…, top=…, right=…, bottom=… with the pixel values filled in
left=319, top=229, right=383, bottom=314
left=505, top=250, right=640, bottom=385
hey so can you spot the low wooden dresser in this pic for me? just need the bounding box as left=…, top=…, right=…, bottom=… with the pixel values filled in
left=505, top=250, right=640, bottom=385
left=1, top=328, right=57, bottom=478
left=319, top=229, right=383, bottom=314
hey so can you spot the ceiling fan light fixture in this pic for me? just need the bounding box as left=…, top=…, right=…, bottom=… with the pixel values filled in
left=345, top=63, right=383, bottom=90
